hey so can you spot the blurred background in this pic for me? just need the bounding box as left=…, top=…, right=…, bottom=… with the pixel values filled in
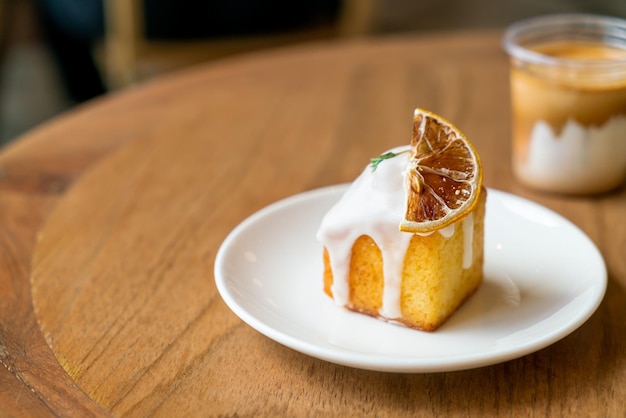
left=1, top=0, right=625, bottom=147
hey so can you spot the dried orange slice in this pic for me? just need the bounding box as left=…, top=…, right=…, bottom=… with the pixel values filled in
left=400, top=108, right=482, bottom=233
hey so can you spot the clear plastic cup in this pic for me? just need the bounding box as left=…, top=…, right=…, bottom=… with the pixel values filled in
left=503, top=14, right=626, bottom=194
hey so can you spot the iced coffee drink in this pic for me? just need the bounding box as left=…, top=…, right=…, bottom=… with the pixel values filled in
left=504, top=15, right=626, bottom=194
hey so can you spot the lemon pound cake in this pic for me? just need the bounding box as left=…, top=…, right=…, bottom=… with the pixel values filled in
left=317, top=108, right=486, bottom=331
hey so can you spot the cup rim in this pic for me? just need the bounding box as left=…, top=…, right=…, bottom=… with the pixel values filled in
left=502, top=13, right=626, bottom=68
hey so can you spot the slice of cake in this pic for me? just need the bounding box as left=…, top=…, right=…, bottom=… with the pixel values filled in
left=317, top=109, right=485, bottom=331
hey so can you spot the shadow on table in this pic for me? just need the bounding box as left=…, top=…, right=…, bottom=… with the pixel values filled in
left=259, top=272, right=625, bottom=415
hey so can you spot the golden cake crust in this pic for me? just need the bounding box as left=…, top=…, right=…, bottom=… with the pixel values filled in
left=323, top=187, right=486, bottom=331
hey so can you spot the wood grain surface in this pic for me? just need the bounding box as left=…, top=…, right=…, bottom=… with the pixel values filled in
left=1, top=31, right=625, bottom=417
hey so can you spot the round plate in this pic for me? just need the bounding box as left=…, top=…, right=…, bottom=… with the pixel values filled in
left=214, top=186, right=606, bottom=373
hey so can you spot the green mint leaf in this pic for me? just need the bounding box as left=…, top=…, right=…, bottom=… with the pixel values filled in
left=370, top=150, right=408, bottom=171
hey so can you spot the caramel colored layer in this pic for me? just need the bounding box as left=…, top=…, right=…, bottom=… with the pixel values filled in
left=534, top=40, right=626, bottom=61
left=511, top=41, right=626, bottom=161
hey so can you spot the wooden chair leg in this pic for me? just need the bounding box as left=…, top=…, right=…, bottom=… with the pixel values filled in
left=103, top=0, right=143, bottom=89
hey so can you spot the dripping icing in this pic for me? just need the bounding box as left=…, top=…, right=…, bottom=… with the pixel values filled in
left=462, top=212, right=474, bottom=269
left=316, top=146, right=474, bottom=319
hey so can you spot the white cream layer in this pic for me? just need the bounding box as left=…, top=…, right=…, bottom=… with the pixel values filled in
left=316, top=146, right=474, bottom=320
left=516, top=115, right=626, bottom=194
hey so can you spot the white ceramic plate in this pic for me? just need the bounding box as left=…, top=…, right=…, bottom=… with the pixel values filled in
left=214, top=186, right=606, bottom=373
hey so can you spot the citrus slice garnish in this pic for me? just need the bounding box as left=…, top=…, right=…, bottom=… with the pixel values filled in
left=399, top=108, right=482, bottom=233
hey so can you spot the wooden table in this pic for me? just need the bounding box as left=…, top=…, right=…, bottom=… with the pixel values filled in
left=0, top=31, right=624, bottom=417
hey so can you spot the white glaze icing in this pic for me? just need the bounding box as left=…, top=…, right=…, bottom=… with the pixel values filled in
left=316, top=146, right=473, bottom=319
left=462, top=213, right=474, bottom=269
